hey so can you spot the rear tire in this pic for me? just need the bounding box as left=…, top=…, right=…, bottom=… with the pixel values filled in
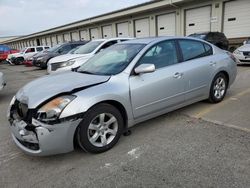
left=208, top=73, right=228, bottom=103
left=14, top=57, right=24, bottom=65
left=77, top=103, right=124, bottom=153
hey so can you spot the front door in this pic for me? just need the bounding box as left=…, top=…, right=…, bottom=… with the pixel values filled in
left=129, top=40, right=186, bottom=119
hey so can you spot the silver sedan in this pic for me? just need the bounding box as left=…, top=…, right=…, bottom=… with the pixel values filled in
left=8, top=37, right=237, bottom=156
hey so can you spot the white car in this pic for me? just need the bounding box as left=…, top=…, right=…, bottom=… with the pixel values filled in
left=47, top=38, right=133, bottom=74
left=0, top=72, right=6, bottom=91
left=7, top=46, right=50, bottom=65
left=233, top=40, right=250, bottom=63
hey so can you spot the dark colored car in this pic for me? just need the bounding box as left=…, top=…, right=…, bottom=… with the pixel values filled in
left=32, top=41, right=88, bottom=69
left=0, top=45, right=19, bottom=61
left=188, top=32, right=229, bottom=50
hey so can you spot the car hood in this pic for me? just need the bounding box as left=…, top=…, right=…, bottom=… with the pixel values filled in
left=8, top=52, right=22, bottom=58
left=238, top=44, right=250, bottom=51
left=16, top=72, right=110, bottom=108
left=49, top=54, right=91, bottom=64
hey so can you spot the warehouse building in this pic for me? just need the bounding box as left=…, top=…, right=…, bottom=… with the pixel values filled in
left=1, top=0, right=250, bottom=51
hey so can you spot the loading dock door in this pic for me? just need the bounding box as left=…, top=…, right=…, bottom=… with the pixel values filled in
left=157, top=13, right=176, bottom=36
left=41, top=38, right=46, bottom=46
left=134, top=18, right=150, bottom=38
left=223, top=0, right=250, bottom=38
left=51, top=36, right=57, bottom=46
left=57, top=35, right=63, bottom=44
left=64, top=33, right=71, bottom=42
left=46, top=37, right=51, bottom=46
left=117, top=22, right=129, bottom=37
left=185, top=6, right=211, bottom=36
left=80, top=30, right=88, bottom=40
left=71, top=32, right=80, bottom=41
left=102, top=25, right=112, bottom=38
left=90, top=28, right=99, bottom=39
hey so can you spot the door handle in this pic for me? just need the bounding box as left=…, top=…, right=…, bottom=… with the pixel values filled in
left=173, top=72, right=183, bottom=78
left=209, top=61, right=216, bottom=66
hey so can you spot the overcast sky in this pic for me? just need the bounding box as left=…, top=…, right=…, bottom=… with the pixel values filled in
left=0, top=0, right=149, bottom=37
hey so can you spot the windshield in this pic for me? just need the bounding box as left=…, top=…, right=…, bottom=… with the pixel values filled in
left=74, top=41, right=104, bottom=54
left=68, top=45, right=82, bottom=54
left=78, top=43, right=145, bottom=75
left=47, top=44, right=61, bottom=52
left=246, top=40, right=250, bottom=44
left=20, top=48, right=27, bottom=53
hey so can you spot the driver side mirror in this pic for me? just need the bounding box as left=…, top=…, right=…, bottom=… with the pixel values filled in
left=134, top=64, right=155, bottom=75
left=58, top=49, right=63, bottom=54
left=243, top=41, right=247, bottom=45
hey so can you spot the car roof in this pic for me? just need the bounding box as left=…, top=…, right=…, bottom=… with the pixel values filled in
left=24, top=46, right=50, bottom=48
left=121, top=36, right=206, bottom=45
left=91, top=37, right=134, bottom=42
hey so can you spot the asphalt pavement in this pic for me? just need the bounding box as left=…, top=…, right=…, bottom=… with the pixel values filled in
left=0, top=64, right=249, bottom=188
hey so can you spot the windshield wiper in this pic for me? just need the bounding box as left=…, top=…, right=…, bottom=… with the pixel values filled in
left=78, top=70, right=94, bottom=75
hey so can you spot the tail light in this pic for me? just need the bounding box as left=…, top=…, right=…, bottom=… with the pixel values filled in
left=226, top=51, right=240, bottom=64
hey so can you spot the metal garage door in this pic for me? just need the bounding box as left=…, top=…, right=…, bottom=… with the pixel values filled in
left=80, top=30, right=88, bottom=40
left=90, top=28, right=99, bottom=39
left=223, top=0, right=250, bottom=38
left=117, top=22, right=129, bottom=37
left=157, top=13, right=176, bottom=36
left=134, top=18, right=150, bottom=38
left=71, top=32, right=80, bottom=41
left=64, top=33, right=71, bottom=42
left=102, top=25, right=112, bottom=38
left=185, top=6, right=211, bottom=36
left=41, top=38, right=46, bottom=45
left=46, top=37, right=51, bottom=46
left=57, top=35, right=63, bottom=44
left=51, top=36, right=57, bottom=46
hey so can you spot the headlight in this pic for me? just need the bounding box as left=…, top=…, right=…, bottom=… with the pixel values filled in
left=233, top=50, right=241, bottom=55
left=60, top=60, right=76, bottom=68
left=37, top=57, right=44, bottom=61
left=7, top=96, right=16, bottom=118
left=37, top=95, right=76, bottom=122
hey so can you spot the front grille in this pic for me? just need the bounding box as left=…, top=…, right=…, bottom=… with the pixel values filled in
left=11, top=100, right=37, bottom=123
left=243, top=51, right=250, bottom=56
left=16, top=138, right=39, bottom=150
left=51, top=62, right=63, bottom=71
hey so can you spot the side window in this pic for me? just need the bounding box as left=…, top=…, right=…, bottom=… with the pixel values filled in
left=138, top=40, right=178, bottom=69
left=45, top=47, right=50, bottom=49
left=71, top=44, right=80, bottom=49
left=204, top=43, right=213, bottom=56
left=25, top=48, right=35, bottom=53
left=99, top=41, right=118, bottom=51
left=179, top=40, right=211, bottom=61
left=36, top=47, right=43, bottom=52
left=58, top=45, right=71, bottom=54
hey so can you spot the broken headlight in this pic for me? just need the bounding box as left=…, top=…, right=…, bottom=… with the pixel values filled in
left=37, top=95, right=76, bottom=122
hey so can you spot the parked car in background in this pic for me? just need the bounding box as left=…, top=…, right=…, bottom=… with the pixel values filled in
left=33, top=41, right=88, bottom=69
left=189, top=32, right=229, bottom=50
left=47, top=38, right=132, bottom=74
left=6, top=46, right=50, bottom=65
left=0, top=45, right=19, bottom=62
left=8, top=37, right=237, bottom=156
left=0, top=72, right=6, bottom=91
left=233, top=39, right=250, bottom=63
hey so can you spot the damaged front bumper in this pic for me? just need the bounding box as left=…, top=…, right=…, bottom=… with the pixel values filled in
left=9, top=117, right=82, bottom=156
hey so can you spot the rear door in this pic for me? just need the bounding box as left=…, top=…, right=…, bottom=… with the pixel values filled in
left=129, top=40, right=185, bottom=119
left=177, top=39, right=215, bottom=100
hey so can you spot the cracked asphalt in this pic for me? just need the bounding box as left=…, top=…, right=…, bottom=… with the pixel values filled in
left=0, top=64, right=249, bottom=188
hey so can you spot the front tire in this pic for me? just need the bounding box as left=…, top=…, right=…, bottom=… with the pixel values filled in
left=77, top=103, right=124, bottom=153
left=14, top=57, right=24, bottom=65
left=209, top=73, right=228, bottom=103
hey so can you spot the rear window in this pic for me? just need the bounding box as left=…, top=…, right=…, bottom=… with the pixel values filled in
left=179, top=40, right=213, bottom=61
left=36, top=47, right=44, bottom=52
